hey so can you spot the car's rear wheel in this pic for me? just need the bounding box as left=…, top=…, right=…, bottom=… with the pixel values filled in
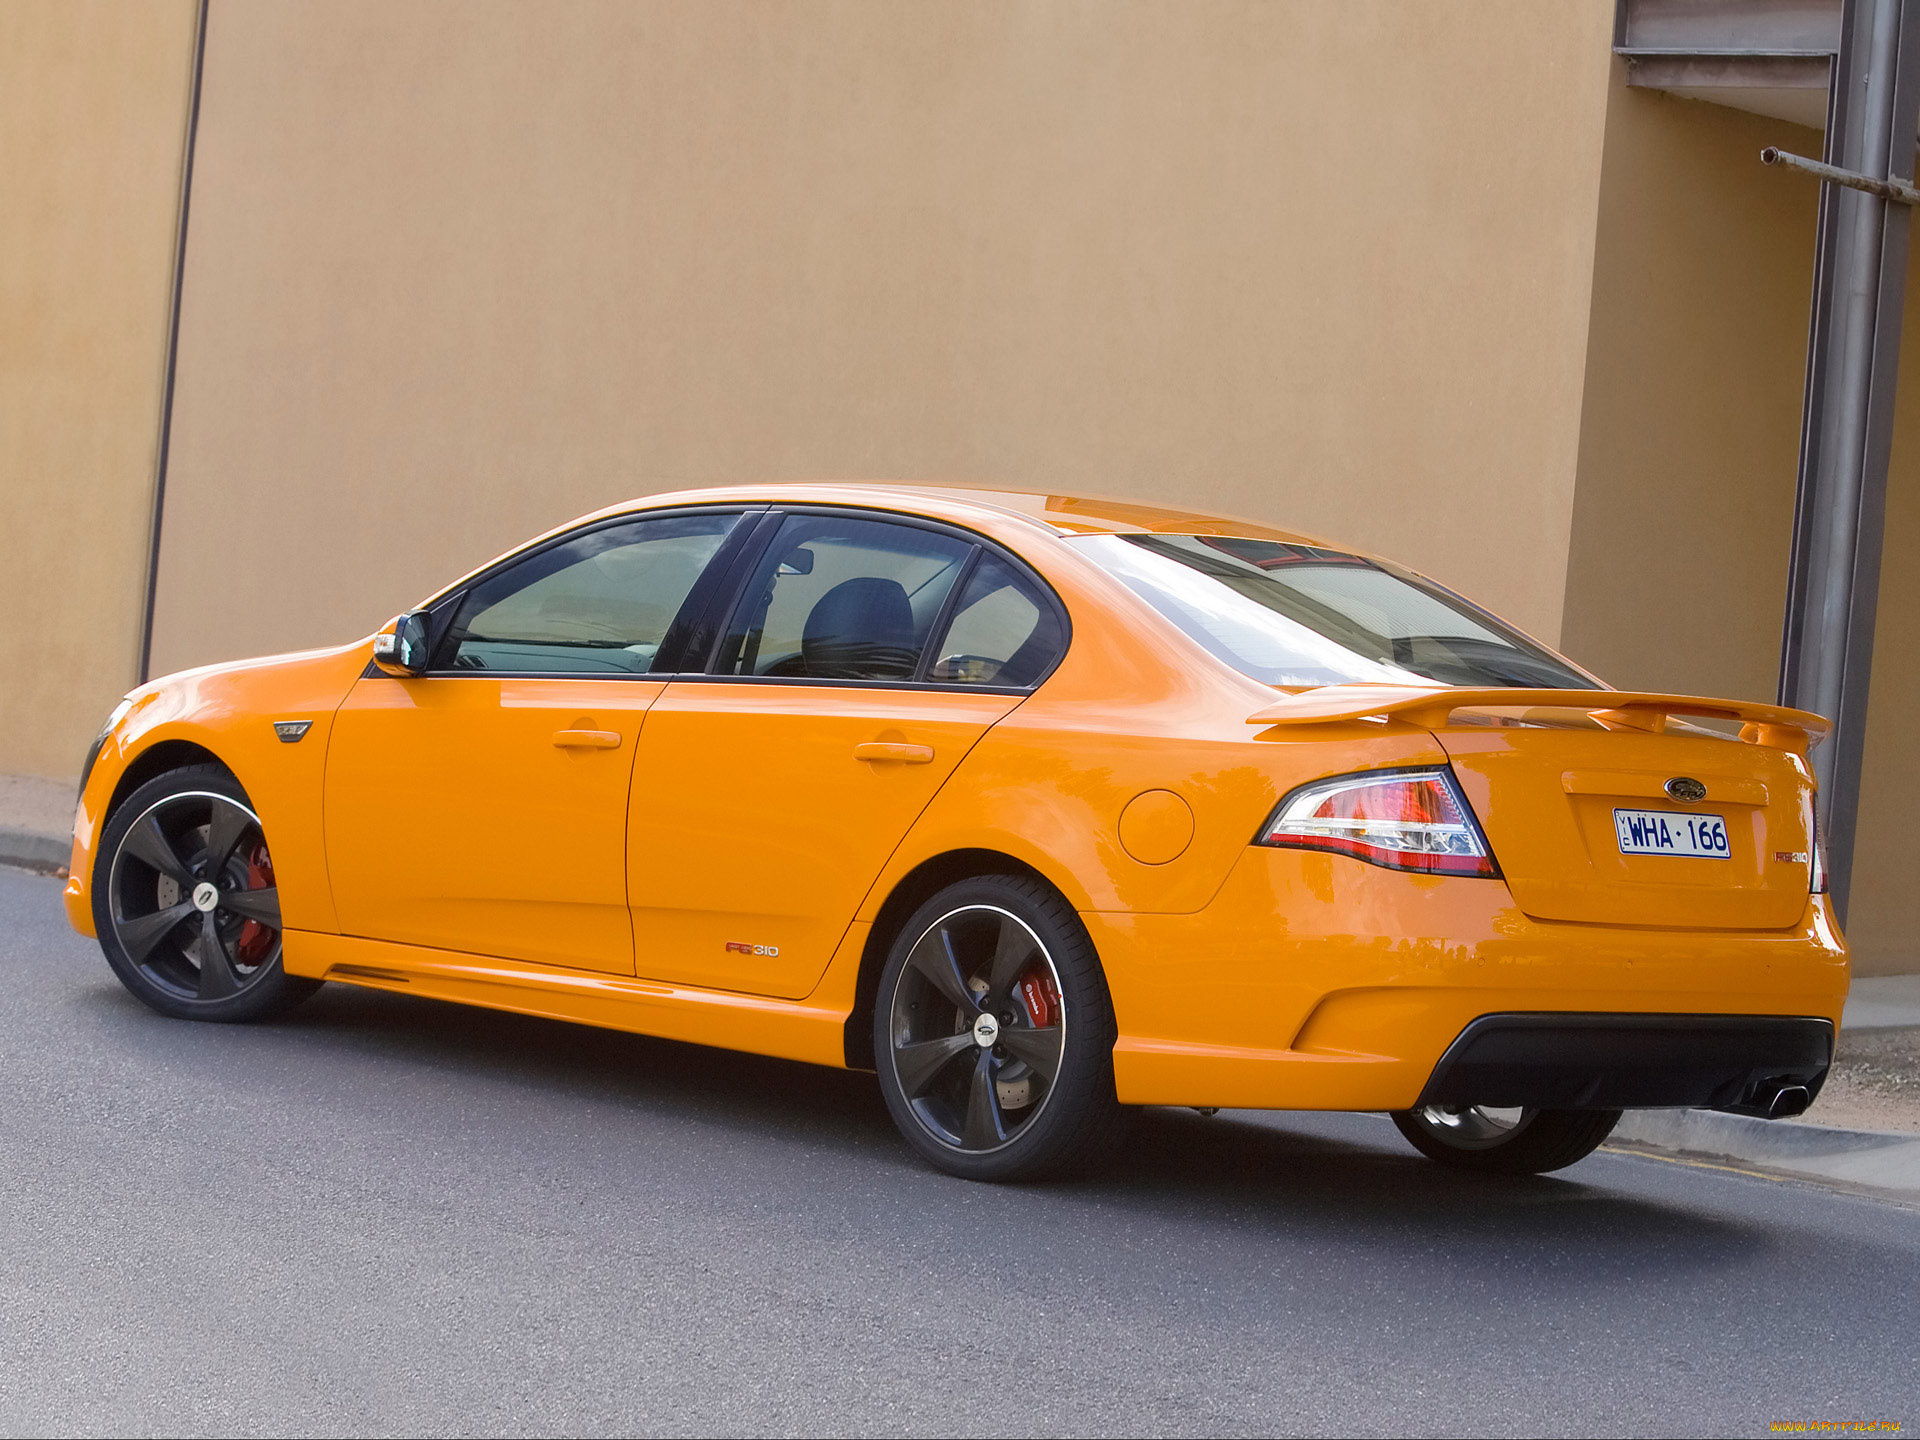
left=93, top=764, right=320, bottom=1022
left=1391, top=1104, right=1620, bottom=1174
left=874, top=876, right=1123, bottom=1181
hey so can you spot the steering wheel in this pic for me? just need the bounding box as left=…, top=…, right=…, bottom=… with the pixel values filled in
left=930, top=654, right=1004, bottom=683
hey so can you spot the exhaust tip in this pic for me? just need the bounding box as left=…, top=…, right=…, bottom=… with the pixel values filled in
left=1766, top=1084, right=1812, bottom=1119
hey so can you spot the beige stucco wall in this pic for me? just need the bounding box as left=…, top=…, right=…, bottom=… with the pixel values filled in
left=1560, top=78, right=1818, bottom=699
left=0, top=0, right=199, bottom=780
left=150, top=0, right=1617, bottom=678
left=1561, top=74, right=1917, bottom=975
left=14, top=3, right=1909, bottom=971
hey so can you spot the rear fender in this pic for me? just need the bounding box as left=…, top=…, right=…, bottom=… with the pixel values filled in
left=864, top=709, right=1451, bottom=921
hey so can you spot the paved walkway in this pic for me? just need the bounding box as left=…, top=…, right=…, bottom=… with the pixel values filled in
left=0, top=773, right=71, bottom=872
left=1845, top=973, right=1920, bottom=1029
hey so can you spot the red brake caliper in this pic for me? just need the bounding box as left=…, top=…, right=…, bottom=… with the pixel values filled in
left=236, top=842, right=276, bottom=966
left=1017, top=969, right=1060, bottom=1028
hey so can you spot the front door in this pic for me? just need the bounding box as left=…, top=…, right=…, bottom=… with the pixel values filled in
left=626, top=512, right=1066, bottom=998
left=324, top=510, right=744, bottom=973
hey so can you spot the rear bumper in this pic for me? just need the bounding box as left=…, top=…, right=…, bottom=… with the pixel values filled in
left=1093, top=846, right=1847, bottom=1111
left=1417, top=1013, right=1833, bottom=1114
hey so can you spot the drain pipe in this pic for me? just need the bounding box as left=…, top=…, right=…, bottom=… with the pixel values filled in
left=1768, top=0, right=1920, bottom=925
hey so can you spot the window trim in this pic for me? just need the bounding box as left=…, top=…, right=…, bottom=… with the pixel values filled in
left=687, top=504, right=1071, bottom=693
left=360, top=500, right=1073, bottom=692
left=360, top=504, right=767, bottom=682
left=912, top=547, right=984, bottom=683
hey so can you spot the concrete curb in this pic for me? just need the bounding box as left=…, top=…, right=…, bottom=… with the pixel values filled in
left=1613, top=1108, right=1920, bottom=1195
left=0, top=827, right=66, bottom=875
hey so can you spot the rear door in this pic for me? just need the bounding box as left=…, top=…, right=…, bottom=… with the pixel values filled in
left=626, top=512, right=1067, bottom=998
left=1440, top=723, right=1815, bottom=930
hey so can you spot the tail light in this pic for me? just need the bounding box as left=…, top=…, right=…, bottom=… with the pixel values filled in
left=1810, top=798, right=1828, bottom=895
left=1256, top=767, right=1499, bottom=878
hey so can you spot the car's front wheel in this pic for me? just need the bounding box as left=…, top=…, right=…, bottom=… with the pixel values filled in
left=93, top=763, right=320, bottom=1022
left=1390, top=1104, right=1621, bottom=1174
left=873, top=876, right=1124, bottom=1181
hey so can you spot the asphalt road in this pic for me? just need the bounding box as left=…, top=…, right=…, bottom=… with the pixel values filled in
left=2, top=867, right=1914, bottom=1439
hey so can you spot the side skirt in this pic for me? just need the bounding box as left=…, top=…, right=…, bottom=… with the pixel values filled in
left=282, top=930, right=851, bottom=1068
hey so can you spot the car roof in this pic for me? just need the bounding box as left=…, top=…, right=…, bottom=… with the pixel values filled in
left=427, top=481, right=1347, bottom=614
left=580, top=482, right=1329, bottom=546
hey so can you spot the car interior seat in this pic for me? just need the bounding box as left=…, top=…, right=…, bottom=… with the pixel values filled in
left=799, top=576, right=920, bottom=679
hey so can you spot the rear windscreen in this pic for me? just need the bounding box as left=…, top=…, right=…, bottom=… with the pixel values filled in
left=1070, top=534, right=1600, bottom=690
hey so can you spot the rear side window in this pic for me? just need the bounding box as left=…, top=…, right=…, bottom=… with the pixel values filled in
left=444, top=513, right=738, bottom=674
left=927, top=554, right=1064, bottom=686
left=714, top=515, right=971, bottom=680
left=1070, top=533, right=1598, bottom=690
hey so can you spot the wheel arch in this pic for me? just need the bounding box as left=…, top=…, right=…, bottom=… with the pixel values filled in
left=843, top=847, right=1071, bottom=1069
left=104, top=739, right=234, bottom=825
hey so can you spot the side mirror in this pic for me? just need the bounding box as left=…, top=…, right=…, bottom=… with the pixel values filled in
left=372, top=610, right=432, bottom=677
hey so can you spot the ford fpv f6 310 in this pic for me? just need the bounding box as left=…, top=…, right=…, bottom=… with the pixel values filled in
left=65, top=486, right=1844, bottom=1180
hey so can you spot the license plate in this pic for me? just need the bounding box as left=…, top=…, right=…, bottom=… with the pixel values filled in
left=1614, top=809, right=1730, bottom=858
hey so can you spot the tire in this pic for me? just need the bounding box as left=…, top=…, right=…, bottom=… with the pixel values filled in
left=1390, top=1104, right=1621, bottom=1175
left=873, top=875, right=1125, bottom=1181
left=92, top=762, right=320, bottom=1023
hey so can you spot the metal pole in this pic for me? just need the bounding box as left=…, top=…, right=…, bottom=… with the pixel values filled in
left=1779, top=0, right=1920, bottom=924
left=1762, top=145, right=1920, bottom=206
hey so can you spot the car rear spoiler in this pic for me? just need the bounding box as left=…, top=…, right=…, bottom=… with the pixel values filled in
left=1246, top=685, right=1830, bottom=755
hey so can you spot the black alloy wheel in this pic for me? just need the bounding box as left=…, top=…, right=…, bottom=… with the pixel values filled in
left=93, top=764, right=320, bottom=1022
left=874, top=876, right=1123, bottom=1181
left=1390, top=1104, right=1621, bottom=1175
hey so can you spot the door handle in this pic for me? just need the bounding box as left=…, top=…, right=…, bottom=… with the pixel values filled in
left=854, top=741, right=935, bottom=764
left=553, top=729, right=622, bottom=750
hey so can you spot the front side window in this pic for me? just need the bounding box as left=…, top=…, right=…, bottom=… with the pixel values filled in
left=1070, top=534, right=1598, bottom=690
left=444, top=513, right=738, bottom=674
left=714, top=515, right=971, bottom=680
left=926, top=554, right=1064, bottom=686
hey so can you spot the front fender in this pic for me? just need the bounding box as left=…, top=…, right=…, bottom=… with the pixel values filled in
left=66, top=640, right=373, bottom=939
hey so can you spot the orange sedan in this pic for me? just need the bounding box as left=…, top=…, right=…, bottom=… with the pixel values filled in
left=65, top=486, right=1846, bottom=1180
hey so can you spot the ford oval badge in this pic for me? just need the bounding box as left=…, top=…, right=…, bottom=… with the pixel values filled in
left=1665, top=776, right=1707, bottom=803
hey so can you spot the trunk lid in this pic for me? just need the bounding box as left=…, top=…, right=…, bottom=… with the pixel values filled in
left=1438, top=725, right=1815, bottom=930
